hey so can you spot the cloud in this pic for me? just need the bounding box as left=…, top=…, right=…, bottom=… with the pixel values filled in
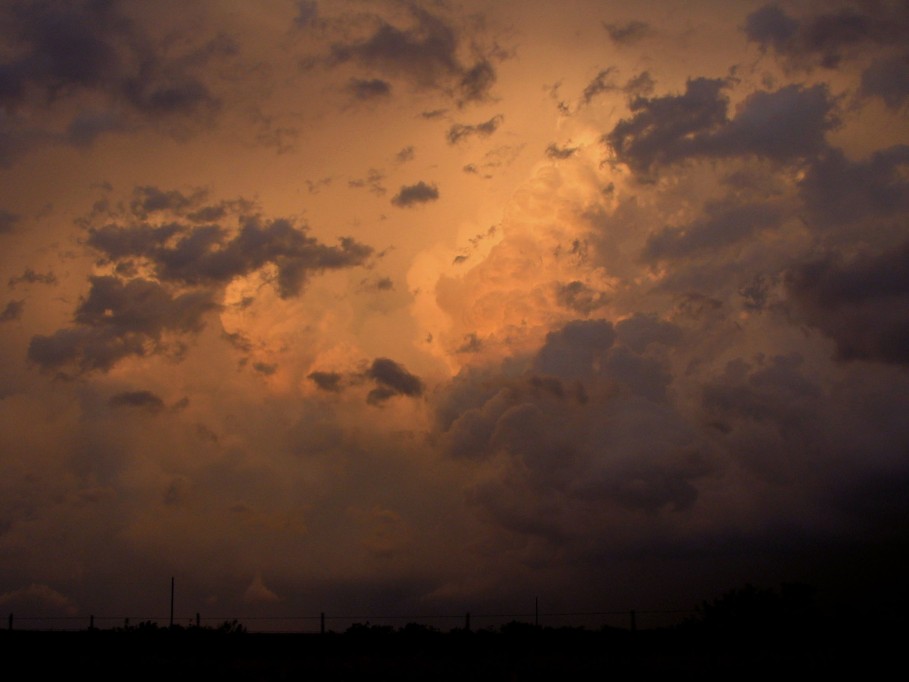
left=554, top=281, right=607, bottom=314
left=322, top=5, right=498, bottom=105
left=798, top=146, right=909, bottom=228
left=86, top=187, right=374, bottom=298
left=348, top=168, right=386, bottom=195
left=744, top=2, right=909, bottom=69
left=347, top=77, right=392, bottom=100
left=0, top=209, right=20, bottom=233
left=438, top=317, right=713, bottom=525
left=604, top=80, right=837, bottom=176
left=581, top=68, right=616, bottom=105
left=28, top=276, right=219, bottom=373
left=860, top=51, right=909, bottom=109
left=308, top=370, right=343, bottom=392
left=0, top=299, right=24, bottom=322
left=602, top=20, right=652, bottom=45
left=642, top=200, right=783, bottom=262
left=9, top=268, right=57, bottom=289
left=391, top=181, right=439, bottom=207
left=0, top=0, right=235, bottom=158
left=108, top=390, right=166, bottom=412
left=545, top=143, right=578, bottom=160
left=365, top=357, right=424, bottom=405
left=243, top=573, right=281, bottom=604
left=446, top=115, right=503, bottom=144
left=0, top=583, right=78, bottom=615
left=785, top=241, right=909, bottom=364
left=395, top=145, right=415, bottom=163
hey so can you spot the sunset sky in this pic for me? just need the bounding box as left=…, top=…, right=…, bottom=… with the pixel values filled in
left=2, top=0, right=908, bottom=626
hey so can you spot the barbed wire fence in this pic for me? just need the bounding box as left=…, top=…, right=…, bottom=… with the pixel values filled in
left=5, top=607, right=699, bottom=634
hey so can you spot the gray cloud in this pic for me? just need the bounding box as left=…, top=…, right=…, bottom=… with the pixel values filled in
left=0, top=209, right=20, bottom=233
left=8, top=268, right=56, bottom=288
left=785, top=241, right=909, bottom=364
left=554, top=280, right=608, bottom=314
left=108, top=390, right=165, bottom=412
left=744, top=2, right=909, bottom=69
left=545, top=143, right=578, bottom=160
left=391, top=181, right=439, bottom=207
left=365, top=357, right=424, bottom=405
left=0, top=0, right=234, bottom=159
left=347, top=77, right=392, bottom=100
left=28, top=276, right=219, bottom=373
left=439, top=317, right=713, bottom=527
left=602, top=20, right=652, bottom=45
left=86, top=187, right=373, bottom=298
left=642, top=200, right=783, bottom=262
left=323, top=5, right=498, bottom=105
left=0, top=299, right=24, bottom=322
left=581, top=68, right=616, bottom=104
left=605, top=80, right=837, bottom=176
left=308, top=370, right=343, bottom=392
left=446, top=115, right=503, bottom=144
left=860, top=51, right=909, bottom=109
left=799, top=146, right=909, bottom=228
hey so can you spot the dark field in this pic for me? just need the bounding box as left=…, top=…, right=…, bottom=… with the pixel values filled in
left=1, top=610, right=898, bottom=680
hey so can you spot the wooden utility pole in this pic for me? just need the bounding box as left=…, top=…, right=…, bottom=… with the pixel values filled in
left=170, top=577, right=174, bottom=628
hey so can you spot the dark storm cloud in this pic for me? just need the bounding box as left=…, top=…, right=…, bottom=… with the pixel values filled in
left=785, top=242, right=909, bottom=364
left=602, top=20, right=652, bottom=45
left=0, top=0, right=232, bottom=157
left=798, top=146, right=909, bottom=228
left=391, top=181, right=439, bottom=207
left=439, top=317, right=712, bottom=520
left=605, top=79, right=837, bottom=176
left=365, top=357, right=424, bottom=405
left=0, top=299, right=24, bottom=322
left=346, top=77, right=392, bottom=100
left=86, top=189, right=373, bottom=298
left=28, top=276, right=218, bottom=372
left=0, top=209, right=20, bottom=233
left=108, top=390, right=165, bottom=412
left=534, top=319, right=616, bottom=380
left=642, top=200, right=783, bottom=262
left=860, top=51, right=909, bottom=109
left=744, top=2, right=909, bottom=69
left=322, top=5, right=498, bottom=105
left=446, top=115, right=503, bottom=144
left=614, top=314, right=683, bottom=353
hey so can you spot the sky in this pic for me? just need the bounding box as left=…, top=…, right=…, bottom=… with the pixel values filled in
left=1, top=0, right=908, bottom=627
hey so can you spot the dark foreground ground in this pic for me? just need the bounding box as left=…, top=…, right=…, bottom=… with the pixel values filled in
left=0, top=614, right=900, bottom=681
